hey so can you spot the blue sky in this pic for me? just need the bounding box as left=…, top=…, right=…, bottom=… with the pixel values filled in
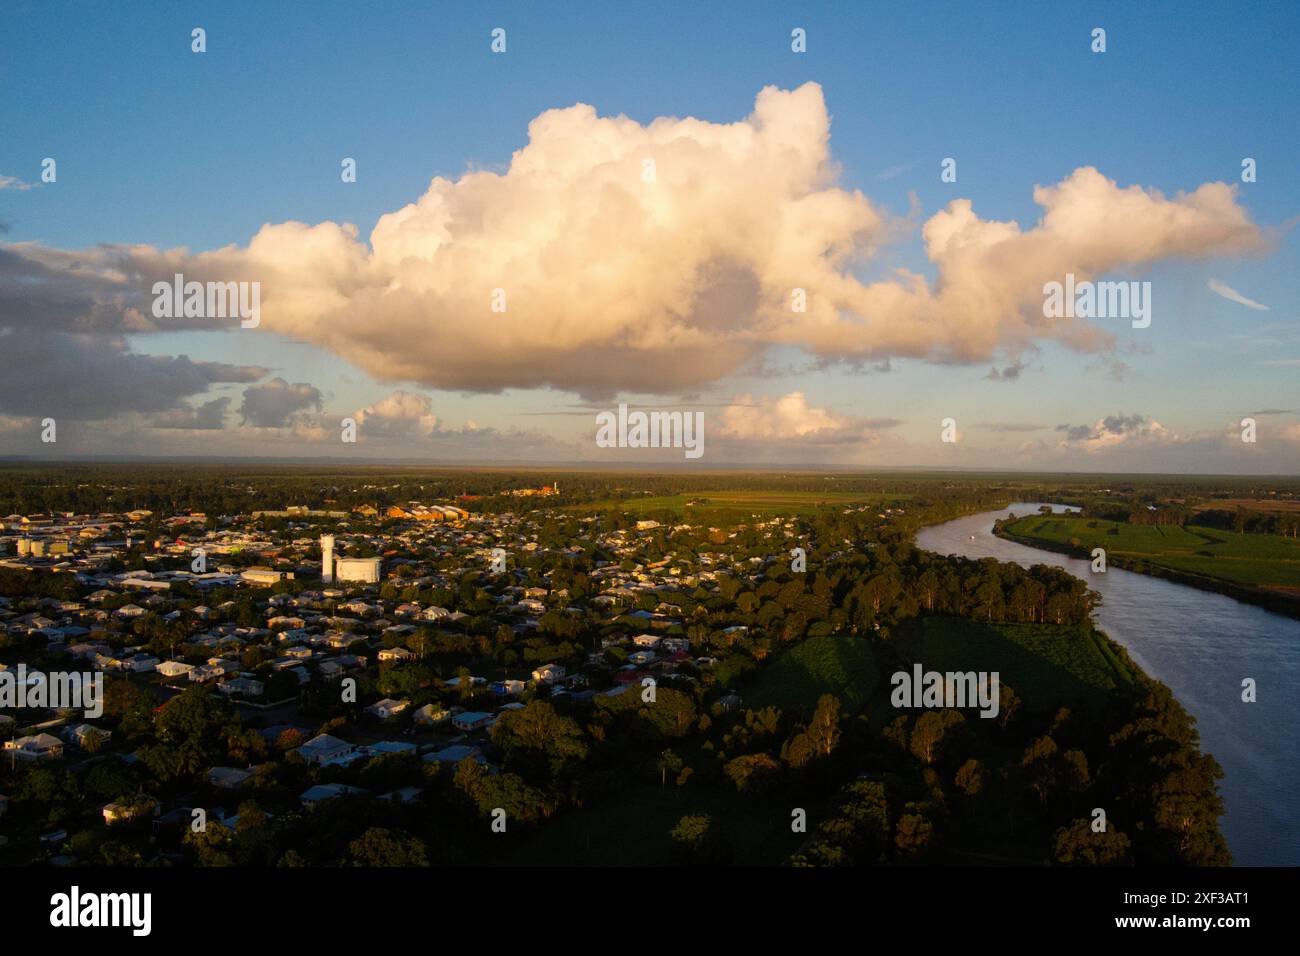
left=1, top=1, right=1297, bottom=470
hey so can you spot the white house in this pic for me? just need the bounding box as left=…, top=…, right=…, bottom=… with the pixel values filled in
left=293, top=733, right=355, bottom=766
left=531, top=663, right=566, bottom=684
left=4, top=733, right=64, bottom=761
left=365, top=698, right=411, bottom=720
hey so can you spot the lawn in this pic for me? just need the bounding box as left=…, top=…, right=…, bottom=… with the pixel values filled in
left=1004, top=515, right=1300, bottom=591
left=745, top=633, right=881, bottom=715
left=892, top=617, right=1136, bottom=712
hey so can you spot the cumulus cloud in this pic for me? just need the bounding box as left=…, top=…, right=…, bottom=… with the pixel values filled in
left=0, top=84, right=1268, bottom=399
left=1056, top=413, right=1174, bottom=452
left=239, top=378, right=323, bottom=428
left=149, top=397, right=231, bottom=430
left=0, top=175, right=34, bottom=191
left=1208, top=278, right=1269, bottom=310
left=354, top=390, right=440, bottom=437
left=717, top=392, right=900, bottom=445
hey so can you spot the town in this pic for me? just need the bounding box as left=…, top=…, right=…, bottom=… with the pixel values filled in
left=0, top=466, right=1246, bottom=868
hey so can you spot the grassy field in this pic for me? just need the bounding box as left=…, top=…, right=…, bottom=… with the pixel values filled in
left=577, top=488, right=906, bottom=518
left=892, top=617, right=1136, bottom=712
left=1004, top=515, right=1300, bottom=592
left=745, top=633, right=881, bottom=714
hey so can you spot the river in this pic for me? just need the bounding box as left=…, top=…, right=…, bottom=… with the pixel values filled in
left=915, top=502, right=1300, bottom=866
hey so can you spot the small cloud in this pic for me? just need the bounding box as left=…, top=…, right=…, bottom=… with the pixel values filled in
left=0, top=174, right=35, bottom=191
left=1261, top=358, right=1300, bottom=367
left=874, top=162, right=914, bottom=182
left=717, top=392, right=899, bottom=445
left=1208, top=278, right=1269, bottom=311
left=985, top=358, right=1025, bottom=381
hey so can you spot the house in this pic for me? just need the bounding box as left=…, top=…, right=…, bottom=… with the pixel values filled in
left=717, top=693, right=744, bottom=713
left=102, top=798, right=158, bottom=825
left=423, top=744, right=482, bottom=765
left=412, top=703, right=450, bottom=726
left=155, top=660, right=196, bottom=679
left=64, top=724, right=111, bottom=749
left=365, top=698, right=411, bottom=720
left=4, top=733, right=64, bottom=761
left=531, top=663, right=566, bottom=684
left=364, top=740, right=417, bottom=757
left=377, top=646, right=414, bottom=664
left=218, top=676, right=266, bottom=698
left=299, top=783, right=367, bottom=808
left=451, top=711, right=494, bottom=732
left=379, top=786, right=423, bottom=804
left=207, top=767, right=253, bottom=790
left=293, top=733, right=355, bottom=766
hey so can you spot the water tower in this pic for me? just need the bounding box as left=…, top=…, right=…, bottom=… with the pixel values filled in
left=320, top=534, right=335, bottom=583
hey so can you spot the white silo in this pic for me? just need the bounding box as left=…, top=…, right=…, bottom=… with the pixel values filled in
left=321, top=534, right=335, bottom=582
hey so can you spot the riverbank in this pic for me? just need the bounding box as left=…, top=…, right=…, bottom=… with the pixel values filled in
left=993, top=521, right=1300, bottom=622
left=916, top=504, right=1300, bottom=866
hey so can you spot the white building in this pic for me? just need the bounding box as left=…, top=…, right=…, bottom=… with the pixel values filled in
left=334, top=556, right=381, bottom=584
left=532, top=663, right=566, bottom=684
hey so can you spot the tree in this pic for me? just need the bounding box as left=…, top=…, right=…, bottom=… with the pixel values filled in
left=670, top=814, right=733, bottom=865
left=490, top=701, right=588, bottom=781
left=955, top=758, right=984, bottom=797
left=807, top=694, right=843, bottom=758
left=724, top=753, right=783, bottom=794
left=1053, top=818, right=1132, bottom=865
left=910, top=710, right=964, bottom=765
left=894, top=804, right=935, bottom=860
left=347, top=827, right=429, bottom=867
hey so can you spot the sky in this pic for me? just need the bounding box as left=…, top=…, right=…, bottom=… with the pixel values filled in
left=1, top=0, right=1297, bottom=472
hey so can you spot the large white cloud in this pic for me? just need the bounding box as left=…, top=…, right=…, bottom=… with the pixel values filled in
left=0, top=83, right=1266, bottom=399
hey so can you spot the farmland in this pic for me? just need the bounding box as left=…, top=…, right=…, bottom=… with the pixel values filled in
left=1001, top=514, right=1300, bottom=593
left=578, top=488, right=908, bottom=519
